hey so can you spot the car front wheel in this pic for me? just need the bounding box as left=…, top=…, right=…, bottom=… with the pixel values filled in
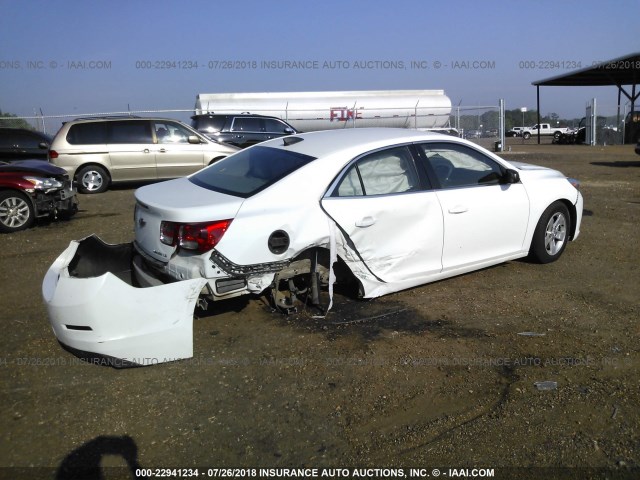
left=0, top=191, right=35, bottom=233
left=529, top=201, right=570, bottom=264
left=77, top=165, right=110, bottom=194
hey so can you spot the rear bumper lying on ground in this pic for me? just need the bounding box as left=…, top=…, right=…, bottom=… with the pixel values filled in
left=42, top=235, right=206, bottom=367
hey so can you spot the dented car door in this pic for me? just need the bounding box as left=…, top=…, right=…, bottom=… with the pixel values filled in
left=321, top=145, right=444, bottom=284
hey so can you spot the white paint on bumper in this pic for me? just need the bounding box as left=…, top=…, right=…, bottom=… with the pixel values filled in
left=42, top=236, right=207, bottom=367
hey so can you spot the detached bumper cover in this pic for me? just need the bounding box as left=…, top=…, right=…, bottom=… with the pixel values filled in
left=42, top=235, right=206, bottom=367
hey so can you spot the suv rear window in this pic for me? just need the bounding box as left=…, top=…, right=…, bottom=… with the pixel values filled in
left=66, top=123, right=108, bottom=144
left=189, top=146, right=315, bottom=198
left=66, top=121, right=154, bottom=145
left=191, top=116, right=226, bottom=133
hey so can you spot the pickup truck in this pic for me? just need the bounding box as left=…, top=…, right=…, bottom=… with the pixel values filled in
left=522, top=123, right=571, bottom=140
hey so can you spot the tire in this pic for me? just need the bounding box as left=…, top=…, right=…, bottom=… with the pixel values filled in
left=0, top=190, right=35, bottom=233
left=553, top=131, right=561, bottom=140
left=529, top=201, right=570, bottom=264
left=522, top=131, right=531, bottom=140
left=77, top=165, right=110, bottom=194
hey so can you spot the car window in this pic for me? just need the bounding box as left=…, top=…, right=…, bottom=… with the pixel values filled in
left=15, top=132, right=46, bottom=148
left=154, top=121, right=192, bottom=144
left=263, top=119, right=290, bottom=133
left=231, top=117, right=263, bottom=132
left=107, top=121, right=153, bottom=144
left=0, top=131, right=21, bottom=148
left=417, top=142, right=504, bottom=188
left=66, top=122, right=108, bottom=144
left=189, top=146, right=316, bottom=198
left=334, top=146, right=419, bottom=197
left=192, top=116, right=226, bottom=133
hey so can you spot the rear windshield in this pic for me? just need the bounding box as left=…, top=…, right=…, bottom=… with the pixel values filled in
left=189, top=145, right=316, bottom=198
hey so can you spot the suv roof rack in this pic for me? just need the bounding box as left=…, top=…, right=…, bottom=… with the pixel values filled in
left=73, top=115, right=142, bottom=121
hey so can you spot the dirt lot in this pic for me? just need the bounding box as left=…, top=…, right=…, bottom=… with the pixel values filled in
left=1, top=141, right=639, bottom=479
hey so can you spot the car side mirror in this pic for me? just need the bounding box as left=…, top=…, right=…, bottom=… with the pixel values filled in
left=187, top=135, right=201, bottom=144
left=284, top=128, right=294, bottom=134
left=502, top=169, right=520, bottom=184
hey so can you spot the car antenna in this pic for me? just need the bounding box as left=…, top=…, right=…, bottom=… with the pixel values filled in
left=282, top=137, right=303, bottom=146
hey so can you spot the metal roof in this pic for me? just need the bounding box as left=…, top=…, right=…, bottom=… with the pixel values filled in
left=532, top=52, right=640, bottom=87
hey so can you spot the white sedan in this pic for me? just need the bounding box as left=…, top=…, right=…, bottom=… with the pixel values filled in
left=43, top=128, right=583, bottom=366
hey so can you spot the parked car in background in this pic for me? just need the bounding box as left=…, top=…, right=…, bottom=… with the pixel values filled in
left=191, top=113, right=298, bottom=148
left=43, top=128, right=583, bottom=366
left=521, top=124, right=571, bottom=140
left=506, top=127, right=524, bottom=137
left=464, top=129, right=482, bottom=139
left=555, top=127, right=585, bottom=145
left=0, top=160, right=77, bottom=233
left=484, top=129, right=498, bottom=138
left=0, top=128, right=52, bottom=162
left=48, top=117, right=239, bottom=194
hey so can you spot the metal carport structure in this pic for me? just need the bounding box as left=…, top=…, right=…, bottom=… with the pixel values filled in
left=532, top=52, right=640, bottom=144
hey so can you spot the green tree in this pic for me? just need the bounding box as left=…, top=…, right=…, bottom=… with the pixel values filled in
left=0, top=110, right=33, bottom=129
left=505, top=109, right=538, bottom=130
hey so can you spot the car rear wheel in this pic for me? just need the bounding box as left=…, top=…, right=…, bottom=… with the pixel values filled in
left=0, top=191, right=34, bottom=233
left=529, top=201, right=570, bottom=264
left=77, top=165, right=109, bottom=194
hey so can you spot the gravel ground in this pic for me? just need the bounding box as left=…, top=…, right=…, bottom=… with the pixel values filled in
left=0, top=141, right=638, bottom=480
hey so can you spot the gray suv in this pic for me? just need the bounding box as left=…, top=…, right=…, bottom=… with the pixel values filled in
left=49, top=117, right=239, bottom=193
left=191, top=114, right=298, bottom=148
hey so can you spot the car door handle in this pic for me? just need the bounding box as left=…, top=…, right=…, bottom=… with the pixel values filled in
left=448, top=205, right=468, bottom=214
left=143, top=149, right=150, bottom=153
left=158, top=148, right=166, bottom=153
left=355, top=216, right=376, bottom=227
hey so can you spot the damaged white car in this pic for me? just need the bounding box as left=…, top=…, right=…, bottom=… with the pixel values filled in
left=43, top=128, right=583, bottom=366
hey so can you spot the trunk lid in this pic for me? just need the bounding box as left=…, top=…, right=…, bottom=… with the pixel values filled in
left=134, top=177, right=244, bottom=262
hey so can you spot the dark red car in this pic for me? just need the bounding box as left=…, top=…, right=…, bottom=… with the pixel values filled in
left=0, top=160, right=78, bottom=233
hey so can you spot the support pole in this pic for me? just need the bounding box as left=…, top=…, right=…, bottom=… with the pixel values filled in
left=617, top=88, right=621, bottom=145
left=536, top=86, right=541, bottom=144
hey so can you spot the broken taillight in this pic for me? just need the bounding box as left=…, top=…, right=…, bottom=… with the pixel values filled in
left=160, top=220, right=232, bottom=253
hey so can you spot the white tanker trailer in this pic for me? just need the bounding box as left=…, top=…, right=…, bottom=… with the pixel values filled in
left=194, top=90, right=452, bottom=132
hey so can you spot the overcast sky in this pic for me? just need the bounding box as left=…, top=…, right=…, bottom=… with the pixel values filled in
left=1, top=0, right=637, bottom=130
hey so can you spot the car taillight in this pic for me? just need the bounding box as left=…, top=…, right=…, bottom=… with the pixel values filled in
left=160, top=220, right=232, bottom=253
left=49, top=150, right=58, bottom=159
left=160, top=221, right=178, bottom=246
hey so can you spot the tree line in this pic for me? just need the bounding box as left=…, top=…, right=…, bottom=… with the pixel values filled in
left=0, top=110, right=33, bottom=129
